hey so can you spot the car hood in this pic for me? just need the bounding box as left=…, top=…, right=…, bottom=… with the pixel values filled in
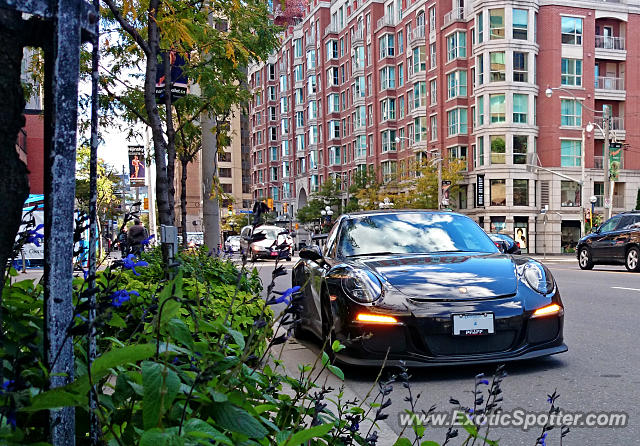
left=252, top=236, right=292, bottom=249
left=358, top=253, right=518, bottom=300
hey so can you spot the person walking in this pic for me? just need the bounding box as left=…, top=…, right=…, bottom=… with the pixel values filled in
left=127, top=219, right=148, bottom=256
left=118, top=227, right=128, bottom=258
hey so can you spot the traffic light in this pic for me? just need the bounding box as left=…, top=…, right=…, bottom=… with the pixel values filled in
left=283, top=202, right=288, bottom=214
left=267, top=198, right=274, bottom=210
left=228, top=203, right=233, bottom=215
left=143, top=197, right=149, bottom=210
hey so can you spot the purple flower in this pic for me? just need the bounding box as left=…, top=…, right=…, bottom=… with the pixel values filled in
left=141, top=234, right=155, bottom=246
left=478, top=379, right=489, bottom=385
left=537, top=432, right=547, bottom=446
left=0, top=379, right=14, bottom=395
left=122, top=254, right=148, bottom=276
left=110, top=289, right=140, bottom=307
left=266, top=286, right=301, bottom=305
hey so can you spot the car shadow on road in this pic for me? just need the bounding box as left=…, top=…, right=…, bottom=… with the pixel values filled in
left=293, top=335, right=567, bottom=383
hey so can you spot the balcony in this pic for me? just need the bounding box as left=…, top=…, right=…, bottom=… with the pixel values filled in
left=594, top=76, right=625, bottom=101
left=593, top=116, right=625, bottom=140
left=595, top=35, right=626, bottom=62
left=305, top=35, right=315, bottom=49
left=376, top=15, right=396, bottom=30
left=324, top=23, right=340, bottom=36
left=352, top=27, right=364, bottom=44
left=409, top=26, right=426, bottom=47
left=444, top=7, right=464, bottom=27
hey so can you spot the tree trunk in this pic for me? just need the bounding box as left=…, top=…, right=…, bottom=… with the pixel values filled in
left=0, top=9, right=30, bottom=294
left=180, top=158, right=188, bottom=248
left=202, top=113, right=220, bottom=253
left=163, top=52, right=176, bottom=224
left=144, top=0, right=173, bottom=227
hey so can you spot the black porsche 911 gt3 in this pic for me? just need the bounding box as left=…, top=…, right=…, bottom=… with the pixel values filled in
left=292, top=210, right=567, bottom=367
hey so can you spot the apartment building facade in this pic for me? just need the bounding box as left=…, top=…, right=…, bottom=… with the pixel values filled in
left=248, top=0, right=640, bottom=253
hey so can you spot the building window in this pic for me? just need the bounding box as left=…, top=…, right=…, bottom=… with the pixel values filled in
left=398, top=30, right=404, bottom=53
left=379, top=34, right=395, bottom=58
left=477, top=54, right=484, bottom=84
left=294, top=64, right=303, bottom=82
left=490, top=135, right=506, bottom=164
left=489, top=94, right=505, bottom=123
left=490, top=179, right=506, bottom=206
left=561, top=99, right=582, bottom=127
left=477, top=12, right=484, bottom=43
left=329, top=120, right=340, bottom=139
left=477, top=135, right=484, bottom=166
left=308, top=101, right=317, bottom=120
left=222, top=183, right=233, bottom=194
left=414, top=117, right=428, bottom=142
left=430, top=43, right=437, bottom=69
left=447, top=70, right=467, bottom=99
left=447, top=108, right=468, bottom=136
left=430, top=79, right=437, bottom=104
left=381, top=160, right=397, bottom=183
left=414, top=81, right=427, bottom=108
left=399, top=96, right=405, bottom=118
left=326, top=40, right=338, bottom=59
left=513, top=94, right=528, bottom=123
left=477, top=95, right=484, bottom=125
left=561, top=181, right=581, bottom=206
left=513, top=179, right=528, bottom=206
left=513, top=135, right=527, bottom=164
left=450, top=145, right=467, bottom=164
left=513, top=9, right=528, bottom=40
left=446, top=31, right=466, bottom=61
left=379, top=66, right=396, bottom=90
left=430, top=115, right=438, bottom=140
left=561, top=140, right=581, bottom=167
left=219, top=167, right=232, bottom=178
left=489, top=9, right=505, bottom=40
left=413, top=46, right=427, bottom=73
left=381, top=129, right=397, bottom=152
left=355, top=135, right=367, bottom=158
left=306, top=49, right=316, bottom=69
left=329, top=146, right=341, bottom=165
left=561, top=59, right=582, bottom=86
left=381, top=98, right=396, bottom=121
left=513, top=52, right=528, bottom=82
left=561, top=17, right=582, bottom=45
left=490, top=52, right=505, bottom=82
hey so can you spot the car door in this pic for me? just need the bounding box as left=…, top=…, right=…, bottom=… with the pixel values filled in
left=611, top=216, right=638, bottom=260
left=590, top=216, right=621, bottom=261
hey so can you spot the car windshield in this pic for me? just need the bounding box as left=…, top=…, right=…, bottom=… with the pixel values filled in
left=337, top=213, right=498, bottom=257
left=256, top=228, right=285, bottom=240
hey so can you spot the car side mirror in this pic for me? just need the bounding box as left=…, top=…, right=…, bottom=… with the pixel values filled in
left=289, top=231, right=297, bottom=237
left=299, top=245, right=325, bottom=264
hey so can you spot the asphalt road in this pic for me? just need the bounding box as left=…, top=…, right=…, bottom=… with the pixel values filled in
left=251, top=256, right=640, bottom=445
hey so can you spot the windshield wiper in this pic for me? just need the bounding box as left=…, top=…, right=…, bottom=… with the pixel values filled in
left=347, top=251, right=395, bottom=257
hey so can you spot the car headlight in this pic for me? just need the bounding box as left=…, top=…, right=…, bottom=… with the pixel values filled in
left=522, top=262, right=555, bottom=294
left=341, top=268, right=383, bottom=303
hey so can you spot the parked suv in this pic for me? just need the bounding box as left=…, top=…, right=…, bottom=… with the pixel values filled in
left=576, top=212, right=640, bottom=271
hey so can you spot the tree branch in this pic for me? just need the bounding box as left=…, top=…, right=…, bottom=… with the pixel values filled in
left=101, top=82, right=152, bottom=128
left=101, top=0, right=151, bottom=56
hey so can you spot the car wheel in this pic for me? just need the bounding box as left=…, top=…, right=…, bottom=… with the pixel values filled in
left=320, top=293, right=336, bottom=361
left=625, top=247, right=640, bottom=272
left=251, top=251, right=257, bottom=263
left=578, top=247, right=594, bottom=270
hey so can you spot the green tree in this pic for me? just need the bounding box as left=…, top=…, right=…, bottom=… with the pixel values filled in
left=296, top=177, right=343, bottom=223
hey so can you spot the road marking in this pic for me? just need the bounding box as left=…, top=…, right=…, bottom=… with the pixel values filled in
left=612, top=286, right=640, bottom=292
left=548, top=267, right=632, bottom=275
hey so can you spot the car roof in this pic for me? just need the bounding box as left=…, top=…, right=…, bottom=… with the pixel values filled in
left=342, top=209, right=463, bottom=218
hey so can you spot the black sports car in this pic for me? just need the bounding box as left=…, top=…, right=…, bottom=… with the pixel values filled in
left=292, top=210, right=566, bottom=367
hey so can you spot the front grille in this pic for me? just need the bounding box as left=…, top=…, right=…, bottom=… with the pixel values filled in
left=425, top=331, right=516, bottom=356
left=527, top=318, right=559, bottom=344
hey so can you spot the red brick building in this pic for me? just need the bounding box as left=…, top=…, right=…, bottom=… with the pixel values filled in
left=248, top=0, right=640, bottom=253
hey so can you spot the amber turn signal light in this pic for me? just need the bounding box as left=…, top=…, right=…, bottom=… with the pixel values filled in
left=532, top=303, right=562, bottom=318
left=355, top=313, right=398, bottom=324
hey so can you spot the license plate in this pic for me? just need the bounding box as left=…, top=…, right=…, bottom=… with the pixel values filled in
left=452, top=313, right=494, bottom=336
left=270, top=251, right=278, bottom=256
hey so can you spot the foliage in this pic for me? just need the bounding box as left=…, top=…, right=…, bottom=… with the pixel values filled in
left=296, top=177, right=343, bottom=223
left=273, top=0, right=308, bottom=27
left=75, top=146, right=121, bottom=222
left=221, top=213, right=250, bottom=233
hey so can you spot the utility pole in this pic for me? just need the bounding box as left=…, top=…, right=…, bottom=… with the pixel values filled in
left=202, top=112, right=221, bottom=253
left=603, top=107, right=612, bottom=220
left=437, top=157, right=442, bottom=210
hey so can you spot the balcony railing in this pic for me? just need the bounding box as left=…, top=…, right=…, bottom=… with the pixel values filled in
left=595, top=35, right=625, bottom=50
left=352, top=27, right=363, bottom=41
left=595, top=76, right=624, bottom=90
left=610, top=116, right=624, bottom=130
left=409, top=25, right=426, bottom=43
left=444, top=7, right=464, bottom=27
left=376, top=15, right=396, bottom=29
left=324, top=23, right=340, bottom=36
left=305, top=35, right=315, bottom=48
left=594, top=156, right=603, bottom=169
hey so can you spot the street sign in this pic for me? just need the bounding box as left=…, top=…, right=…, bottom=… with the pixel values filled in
left=609, top=142, right=622, bottom=181
left=476, top=175, right=485, bottom=207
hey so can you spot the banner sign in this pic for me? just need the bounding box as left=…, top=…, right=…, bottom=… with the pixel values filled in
left=476, top=175, right=485, bottom=207
left=609, top=142, right=622, bottom=181
left=20, top=210, right=44, bottom=260
left=441, top=180, right=451, bottom=207
left=155, top=51, right=188, bottom=101
left=128, top=145, right=146, bottom=187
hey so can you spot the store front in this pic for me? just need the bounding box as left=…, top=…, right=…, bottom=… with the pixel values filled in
left=561, top=220, right=580, bottom=253
left=514, top=217, right=529, bottom=254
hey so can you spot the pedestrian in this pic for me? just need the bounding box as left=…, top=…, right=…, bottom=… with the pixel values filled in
left=127, top=219, right=148, bottom=256
left=118, top=227, right=128, bottom=258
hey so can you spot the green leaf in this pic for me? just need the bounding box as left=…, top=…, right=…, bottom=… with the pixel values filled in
left=139, top=429, right=184, bottom=446
left=210, top=402, right=268, bottom=439
left=167, top=318, right=194, bottom=349
left=321, top=351, right=330, bottom=366
left=107, top=313, right=127, bottom=328
left=142, top=361, right=181, bottom=429
left=276, top=430, right=291, bottom=444
left=183, top=418, right=234, bottom=445
left=280, top=423, right=333, bottom=446
left=327, top=364, right=344, bottom=380
left=226, top=327, right=245, bottom=350
left=420, top=442, right=440, bottom=446
left=393, top=439, right=413, bottom=446
left=331, top=340, right=345, bottom=352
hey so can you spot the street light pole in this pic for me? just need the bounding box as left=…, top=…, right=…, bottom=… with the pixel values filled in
left=603, top=106, right=612, bottom=220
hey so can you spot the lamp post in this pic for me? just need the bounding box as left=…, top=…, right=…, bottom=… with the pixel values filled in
left=545, top=86, right=612, bottom=220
